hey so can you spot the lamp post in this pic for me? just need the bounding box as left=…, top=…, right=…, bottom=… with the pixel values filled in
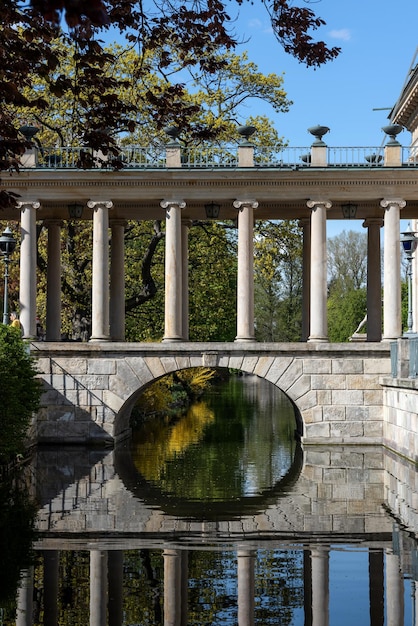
left=401, top=223, right=418, bottom=336
left=0, top=226, right=17, bottom=324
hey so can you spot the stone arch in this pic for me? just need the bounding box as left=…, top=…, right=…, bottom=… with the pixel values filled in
left=112, top=354, right=307, bottom=442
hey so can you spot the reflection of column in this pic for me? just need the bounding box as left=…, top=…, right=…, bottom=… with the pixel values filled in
left=180, top=550, right=188, bottom=626
left=108, top=551, right=123, bottom=626
left=163, top=549, right=184, bottom=625
left=45, top=220, right=63, bottom=341
left=110, top=220, right=126, bottom=341
left=181, top=220, right=192, bottom=341
left=381, top=199, right=405, bottom=340
left=90, top=550, right=108, bottom=626
left=18, top=201, right=40, bottom=339
left=369, top=550, right=384, bottom=626
left=43, top=550, right=59, bottom=626
left=386, top=550, right=404, bottom=626
left=88, top=200, right=113, bottom=341
left=311, top=548, right=329, bottom=626
left=161, top=200, right=186, bottom=342
left=363, top=219, right=383, bottom=342
left=304, top=550, right=313, bottom=625
left=307, top=200, right=331, bottom=342
left=237, top=550, right=255, bottom=626
left=299, top=218, right=311, bottom=341
left=233, top=199, right=258, bottom=342
left=16, top=567, right=34, bottom=626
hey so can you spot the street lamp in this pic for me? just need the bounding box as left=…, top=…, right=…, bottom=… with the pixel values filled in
left=401, top=223, right=418, bottom=336
left=0, top=226, right=17, bottom=324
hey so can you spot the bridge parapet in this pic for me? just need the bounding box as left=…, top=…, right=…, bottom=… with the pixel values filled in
left=30, top=341, right=391, bottom=448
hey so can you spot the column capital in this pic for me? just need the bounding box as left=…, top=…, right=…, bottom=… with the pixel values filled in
left=87, top=200, right=113, bottom=210
left=16, top=200, right=40, bottom=210
left=307, top=199, right=332, bottom=210
left=233, top=199, right=259, bottom=210
left=110, top=219, right=127, bottom=228
left=362, top=217, right=384, bottom=228
left=160, top=199, right=186, bottom=210
left=43, top=218, right=64, bottom=228
left=380, top=198, right=406, bottom=210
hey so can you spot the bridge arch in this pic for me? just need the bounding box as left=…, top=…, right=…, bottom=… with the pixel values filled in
left=111, top=354, right=306, bottom=442
left=114, top=363, right=304, bottom=442
left=33, top=342, right=390, bottom=446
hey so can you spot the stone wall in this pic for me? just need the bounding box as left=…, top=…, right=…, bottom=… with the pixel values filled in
left=381, top=377, right=418, bottom=463
left=31, top=342, right=392, bottom=447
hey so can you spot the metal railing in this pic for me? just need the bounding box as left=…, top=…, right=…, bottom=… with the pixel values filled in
left=254, top=146, right=310, bottom=168
left=21, top=144, right=418, bottom=170
left=409, top=336, right=418, bottom=379
left=327, top=147, right=385, bottom=167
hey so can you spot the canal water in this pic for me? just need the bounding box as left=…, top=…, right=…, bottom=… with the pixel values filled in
left=1, top=374, right=418, bottom=624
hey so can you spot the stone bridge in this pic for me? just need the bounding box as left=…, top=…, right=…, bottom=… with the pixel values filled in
left=31, top=341, right=391, bottom=447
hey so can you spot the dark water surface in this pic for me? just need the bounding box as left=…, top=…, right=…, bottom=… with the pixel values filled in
left=1, top=375, right=417, bottom=624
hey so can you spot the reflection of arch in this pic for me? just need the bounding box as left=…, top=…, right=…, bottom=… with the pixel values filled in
left=114, top=367, right=304, bottom=443
left=114, top=440, right=304, bottom=521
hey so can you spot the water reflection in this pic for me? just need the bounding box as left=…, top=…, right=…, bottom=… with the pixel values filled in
left=13, top=540, right=417, bottom=625
left=2, top=376, right=418, bottom=624
left=117, top=376, right=303, bottom=519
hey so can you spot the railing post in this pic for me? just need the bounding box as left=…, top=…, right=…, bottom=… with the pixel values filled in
left=310, top=144, right=328, bottom=167
left=384, top=143, right=402, bottom=167
left=166, top=140, right=182, bottom=167
left=238, top=143, right=254, bottom=167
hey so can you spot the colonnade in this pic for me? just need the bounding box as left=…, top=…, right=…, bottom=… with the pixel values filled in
left=15, top=546, right=410, bottom=625
left=14, top=195, right=407, bottom=343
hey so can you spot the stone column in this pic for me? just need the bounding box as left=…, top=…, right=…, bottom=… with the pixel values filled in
left=381, top=199, right=405, bottom=340
left=363, top=218, right=383, bottom=342
left=385, top=550, right=404, bottom=626
left=90, top=550, right=108, bottom=626
left=310, top=548, right=329, bottom=626
left=181, top=219, right=192, bottom=341
left=412, top=218, right=418, bottom=333
left=237, top=550, right=256, bottom=626
left=87, top=200, right=113, bottom=341
left=299, top=218, right=311, bottom=341
left=43, top=550, right=59, bottom=626
left=161, top=200, right=186, bottom=342
left=108, top=550, right=123, bottom=626
left=233, top=199, right=258, bottom=342
left=163, top=548, right=182, bottom=626
left=110, top=220, right=126, bottom=341
left=307, top=200, right=331, bottom=342
left=17, top=201, right=40, bottom=339
left=15, top=567, right=34, bottom=626
left=44, top=220, right=63, bottom=341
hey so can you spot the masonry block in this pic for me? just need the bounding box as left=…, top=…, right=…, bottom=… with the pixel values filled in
left=87, top=359, right=116, bottom=375
left=265, top=357, right=296, bottom=385
left=331, top=359, right=363, bottom=374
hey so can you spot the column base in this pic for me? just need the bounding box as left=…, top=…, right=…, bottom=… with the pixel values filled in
left=162, top=337, right=185, bottom=343
left=89, top=336, right=112, bottom=342
left=234, top=337, right=256, bottom=343
left=307, top=336, right=328, bottom=343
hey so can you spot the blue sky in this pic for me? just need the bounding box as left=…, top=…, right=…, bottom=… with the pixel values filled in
left=233, top=0, right=417, bottom=149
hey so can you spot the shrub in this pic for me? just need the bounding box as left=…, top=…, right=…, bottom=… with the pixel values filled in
left=0, top=326, right=41, bottom=463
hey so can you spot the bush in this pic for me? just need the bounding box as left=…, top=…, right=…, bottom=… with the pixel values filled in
left=0, top=326, right=41, bottom=463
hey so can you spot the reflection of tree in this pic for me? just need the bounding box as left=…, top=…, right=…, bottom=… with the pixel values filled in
left=131, top=377, right=296, bottom=501
left=0, top=474, right=36, bottom=618
left=132, top=402, right=215, bottom=481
